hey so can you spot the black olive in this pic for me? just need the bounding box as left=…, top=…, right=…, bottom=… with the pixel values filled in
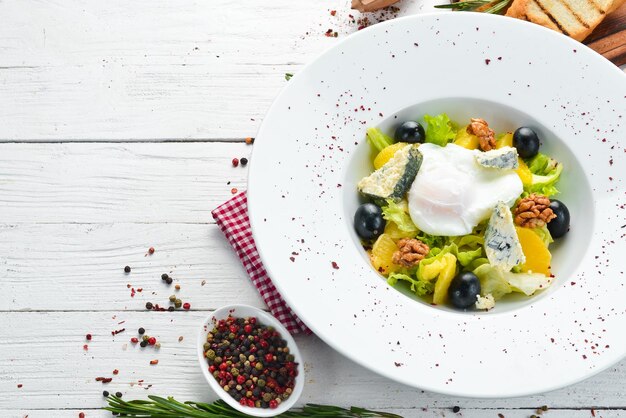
left=394, top=121, right=426, bottom=144
left=448, top=272, right=481, bottom=309
left=547, top=199, right=570, bottom=238
left=354, top=203, right=386, bottom=240
left=513, top=127, right=540, bottom=159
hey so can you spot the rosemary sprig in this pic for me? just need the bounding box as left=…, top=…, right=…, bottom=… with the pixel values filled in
left=434, top=0, right=512, bottom=13
left=104, top=395, right=405, bottom=418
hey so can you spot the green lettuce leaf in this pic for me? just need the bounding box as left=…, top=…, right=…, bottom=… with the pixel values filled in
left=524, top=153, right=563, bottom=197
left=382, top=199, right=418, bottom=233
left=424, top=113, right=457, bottom=146
left=473, top=264, right=512, bottom=300
left=366, top=127, right=394, bottom=153
left=387, top=273, right=434, bottom=296
left=503, top=271, right=552, bottom=295
left=456, top=246, right=483, bottom=267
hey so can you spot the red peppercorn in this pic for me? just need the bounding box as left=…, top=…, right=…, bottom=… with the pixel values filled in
left=269, top=400, right=278, bottom=409
left=79, top=413, right=85, bottom=418
left=232, top=158, right=239, bottom=167
left=209, top=365, right=216, bottom=373
left=244, top=324, right=253, bottom=334
left=112, top=369, right=119, bottom=375
left=150, top=359, right=159, bottom=365
left=183, top=302, right=191, bottom=310
left=148, top=337, right=156, bottom=345
left=83, top=344, right=88, bottom=351
left=148, top=247, right=155, bottom=254
left=131, top=337, right=139, bottom=343
left=219, top=362, right=228, bottom=371
left=265, top=353, right=273, bottom=363
left=239, top=398, right=247, bottom=406
left=86, top=334, right=92, bottom=341
left=249, top=317, right=257, bottom=325
left=229, top=325, right=238, bottom=333
left=260, top=340, right=269, bottom=348
left=246, top=399, right=255, bottom=407
left=237, top=375, right=246, bottom=384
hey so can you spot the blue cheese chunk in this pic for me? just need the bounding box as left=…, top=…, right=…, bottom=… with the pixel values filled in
left=357, top=144, right=422, bottom=201
left=484, top=201, right=525, bottom=271
left=475, top=293, right=496, bottom=310
left=475, top=146, right=519, bottom=170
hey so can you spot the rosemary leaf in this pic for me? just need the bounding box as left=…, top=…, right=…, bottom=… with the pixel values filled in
left=104, top=395, right=405, bottom=418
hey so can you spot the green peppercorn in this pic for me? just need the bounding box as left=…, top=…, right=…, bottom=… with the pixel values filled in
left=174, top=299, right=182, bottom=308
left=236, top=384, right=242, bottom=391
left=285, top=387, right=292, bottom=395
left=231, top=368, right=239, bottom=377
left=257, top=379, right=266, bottom=388
left=206, top=350, right=216, bottom=360
left=203, top=342, right=210, bottom=351
left=286, top=354, right=295, bottom=362
left=246, top=390, right=253, bottom=398
left=282, top=393, right=290, bottom=400
left=214, top=356, right=222, bottom=364
left=248, top=354, right=255, bottom=361
left=262, top=393, right=272, bottom=402
left=223, top=385, right=229, bottom=391
left=142, top=335, right=149, bottom=342
left=169, top=295, right=176, bottom=302
left=255, top=362, right=263, bottom=370
left=255, top=400, right=261, bottom=408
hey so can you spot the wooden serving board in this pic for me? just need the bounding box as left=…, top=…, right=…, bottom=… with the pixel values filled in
left=583, top=2, right=626, bottom=65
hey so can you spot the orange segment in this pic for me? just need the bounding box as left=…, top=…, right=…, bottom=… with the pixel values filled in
left=515, top=158, right=533, bottom=185
left=454, top=127, right=480, bottom=149
left=515, top=226, right=551, bottom=275
left=373, top=142, right=407, bottom=170
left=496, top=132, right=513, bottom=148
left=370, top=234, right=400, bottom=275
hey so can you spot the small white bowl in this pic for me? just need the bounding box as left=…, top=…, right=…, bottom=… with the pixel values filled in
left=197, top=304, right=305, bottom=417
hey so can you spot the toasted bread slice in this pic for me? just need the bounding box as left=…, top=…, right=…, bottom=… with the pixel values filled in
left=506, top=0, right=619, bottom=40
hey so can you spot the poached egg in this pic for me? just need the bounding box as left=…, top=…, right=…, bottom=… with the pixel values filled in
left=408, top=143, right=522, bottom=236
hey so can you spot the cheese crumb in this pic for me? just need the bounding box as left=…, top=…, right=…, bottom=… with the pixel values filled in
left=475, top=293, right=496, bottom=310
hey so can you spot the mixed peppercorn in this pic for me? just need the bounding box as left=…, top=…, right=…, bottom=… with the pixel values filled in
left=204, top=316, right=298, bottom=409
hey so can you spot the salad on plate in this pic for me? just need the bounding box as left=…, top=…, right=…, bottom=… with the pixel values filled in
left=354, top=114, right=571, bottom=310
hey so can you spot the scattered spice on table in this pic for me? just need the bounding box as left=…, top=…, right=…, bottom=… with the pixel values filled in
left=95, top=377, right=113, bottom=383
left=86, top=333, right=92, bottom=341
left=203, top=315, right=298, bottom=409
left=150, top=359, right=159, bottom=365
left=102, top=390, right=109, bottom=397
left=183, top=302, right=191, bottom=310
left=240, top=157, right=248, bottom=166
left=83, top=344, right=89, bottom=351
left=231, top=187, right=238, bottom=194
left=124, top=265, right=131, bottom=273
left=175, top=284, right=181, bottom=290
left=111, top=328, right=125, bottom=336
left=17, top=384, right=22, bottom=388
left=112, top=369, right=119, bottom=375
left=115, top=392, right=123, bottom=398
left=232, top=158, right=239, bottom=167
left=138, top=327, right=145, bottom=335
left=452, top=405, right=460, bottom=413
left=178, top=336, right=184, bottom=342
left=148, top=247, right=155, bottom=255
left=78, top=412, right=85, bottom=418
left=245, top=137, right=255, bottom=144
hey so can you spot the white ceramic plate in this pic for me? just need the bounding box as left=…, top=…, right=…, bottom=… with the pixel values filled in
left=248, top=12, right=626, bottom=397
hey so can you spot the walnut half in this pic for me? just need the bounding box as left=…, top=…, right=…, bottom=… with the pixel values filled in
left=392, top=238, right=429, bottom=267
left=467, top=118, right=496, bottom=151
left=514, top=194, right=557, bottom=228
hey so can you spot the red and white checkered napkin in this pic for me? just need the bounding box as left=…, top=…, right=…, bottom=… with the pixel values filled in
left=212, top=191, right=311, bottom=335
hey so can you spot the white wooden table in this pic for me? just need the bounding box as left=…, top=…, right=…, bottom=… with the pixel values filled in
left=1, top=1, right=624, bottom=417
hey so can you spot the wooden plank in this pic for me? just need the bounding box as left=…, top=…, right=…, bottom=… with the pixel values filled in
left=0, top=142, right=249, bottom=223
left=584, top=2, right=626, bottom=66
left=0, top=223, right=263, bottom=311
left=1, top=312, right=625, bottom=410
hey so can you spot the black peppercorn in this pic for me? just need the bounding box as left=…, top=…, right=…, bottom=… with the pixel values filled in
left=453, top=406, right=461, bottom=413
left=161, top=273, right=169, bottom=280
left=240, top=157, right=248, bottom=166
left=168, top=306, right=175, bottom=312
left=140, top=340, right=148, bottom=347
left=115, top=392, right=123, bottom=398
left=166, top=277, right=173, bottom=285
left=145, top=302, right=153, bottom=310
left=103, top=390, right=110, bottom=397
left=124, top=266, right=131, bottom=273
left=138, top=327, right=145, bottom=335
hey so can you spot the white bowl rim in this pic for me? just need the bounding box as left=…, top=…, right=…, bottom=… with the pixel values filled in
left=247, top=12, right=626, bottom=398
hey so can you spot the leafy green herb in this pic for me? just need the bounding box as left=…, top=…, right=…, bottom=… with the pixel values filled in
left=285, top=73, right=293, bottom=81
left=388, top=273, right=434, bottom=296
left=434, top=0, right=512, bottom=14
left=366, top=127, right=395, bottom=153
left=382, top=199, right=418, bottom=234
left=423, top=114, right=457, bottom=147
left=104, top=395, right=404, bottom=418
